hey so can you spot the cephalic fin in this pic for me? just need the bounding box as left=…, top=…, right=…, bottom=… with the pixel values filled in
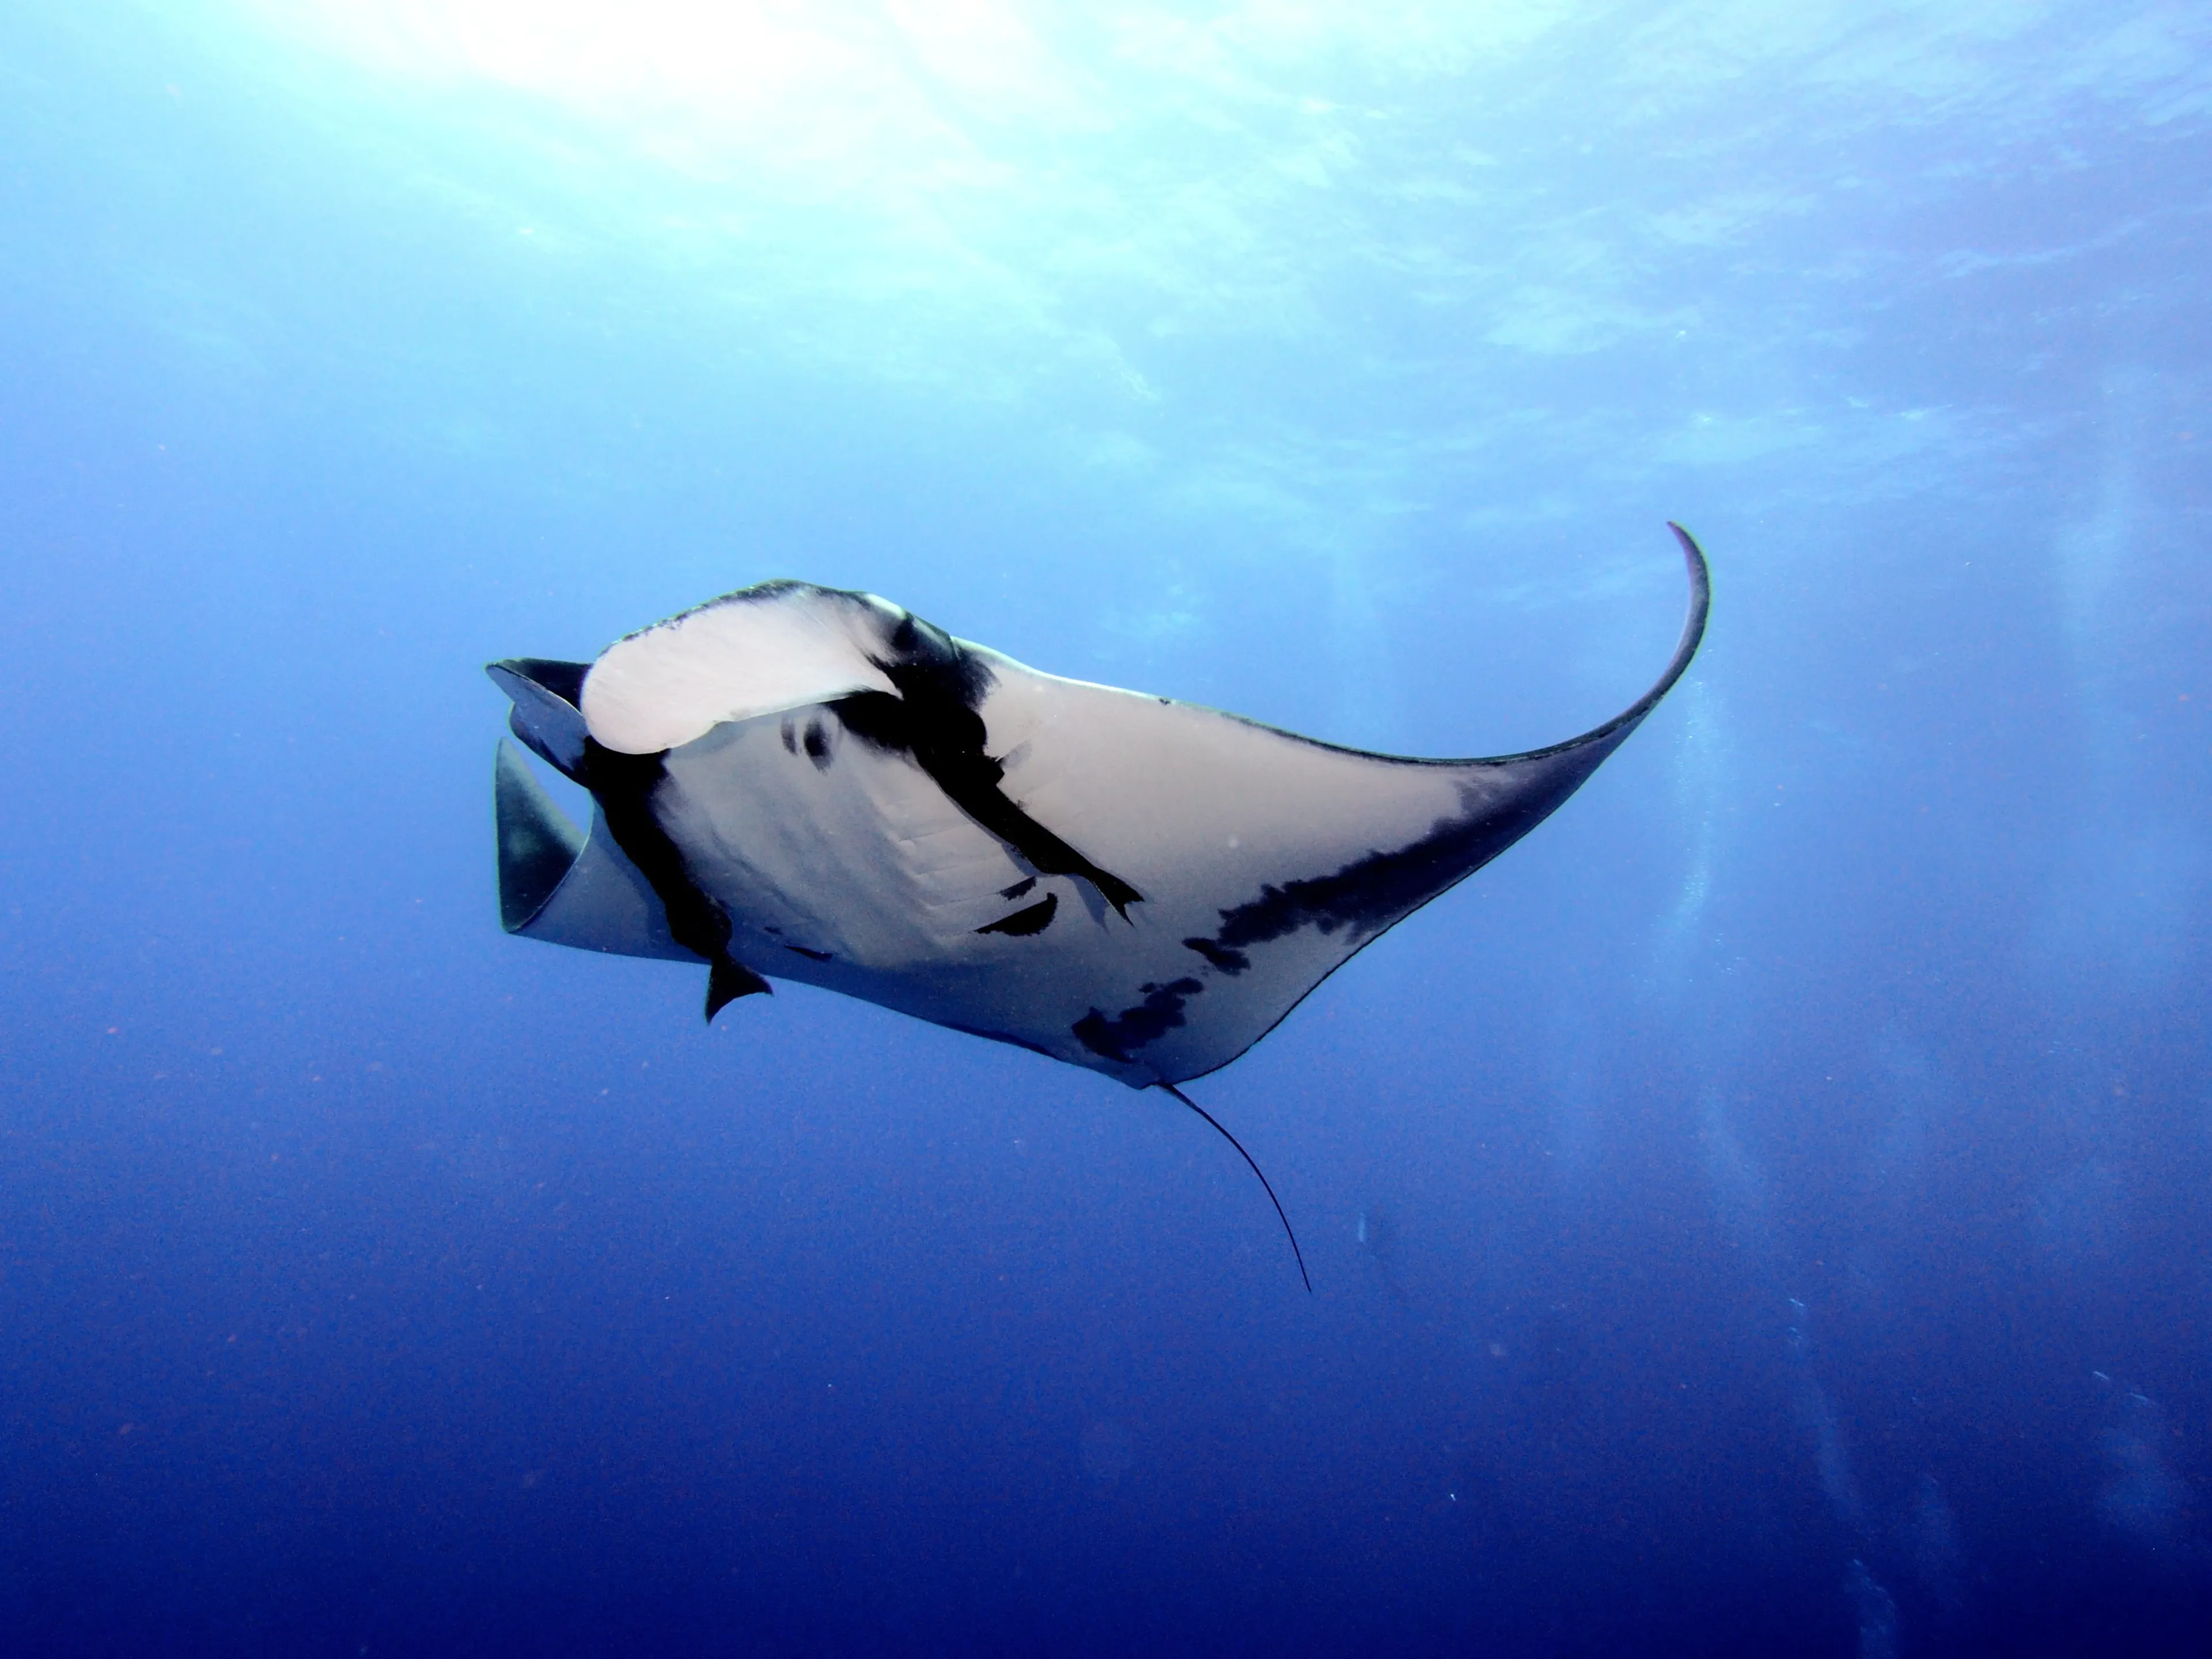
left=487, top=659, right=592, bottom=781
left=494, top=738, right=585, bottom=933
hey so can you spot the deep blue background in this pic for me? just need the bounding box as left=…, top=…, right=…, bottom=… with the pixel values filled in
left=3, top=3, right=2209, bottom=1653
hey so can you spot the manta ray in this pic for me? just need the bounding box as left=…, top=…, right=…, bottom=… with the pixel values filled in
left=489, top=525, right=1709, bottom=1287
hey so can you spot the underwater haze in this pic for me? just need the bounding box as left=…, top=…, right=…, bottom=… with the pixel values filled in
left=4, top=2, right=2210, bottom=1653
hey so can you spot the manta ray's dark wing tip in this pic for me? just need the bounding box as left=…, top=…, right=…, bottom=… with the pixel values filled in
left=1622, top=521, right=1710, bottom=724
left=1488, top=523, right=1711, bottom=767
left=1661, top=521, right=1713, bottom=696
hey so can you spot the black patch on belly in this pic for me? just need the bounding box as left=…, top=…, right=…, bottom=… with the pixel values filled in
left=1073, top=978, right=1205, bottom=1063
left=830, top=615, right=1143, bottom=918
left=976, top=892, right=1057, bottom=937
left=582, top=738, right=766, bottom=1014
left=783, top=944, right=833, bottom=961
left=999, top=876, right=1037, bottom=900
left=1191, top=781, right=1562, bottom=963
left=1182, top=937, right=1250, bottom=975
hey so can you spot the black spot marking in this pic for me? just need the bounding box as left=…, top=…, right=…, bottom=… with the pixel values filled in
left=1073, top=978, right=1205, bottom=1063
left=783, top=944, right=833, bottom=961
left=975, top=892, right=1057, bottom=937
left=780, top=719, right=798, bottom=755
left=802, top=720, right=832, bottom=770
left=999, top=876, right=1037, bottom=901
left=1183, top=937, right=1250, bottom=975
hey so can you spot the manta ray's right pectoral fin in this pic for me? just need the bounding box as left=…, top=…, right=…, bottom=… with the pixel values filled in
left=494, top=739, right=701, bottom=964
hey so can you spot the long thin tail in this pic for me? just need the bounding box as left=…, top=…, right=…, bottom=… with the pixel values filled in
left=1157, top=1083, right=1312, bottom=1295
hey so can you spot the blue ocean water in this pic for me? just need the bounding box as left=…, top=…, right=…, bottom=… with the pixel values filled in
left=3, top=2, right=2208, bottom=1653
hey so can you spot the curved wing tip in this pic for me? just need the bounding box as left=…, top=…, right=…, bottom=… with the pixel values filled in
left=1639, top=521, right=1709, bottom=707
left=1665, top=520, right=1710, bottom=584
left=1665, top=520, right=1710, bottom=604
left=1457, top=522, right=1713, bottom=768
